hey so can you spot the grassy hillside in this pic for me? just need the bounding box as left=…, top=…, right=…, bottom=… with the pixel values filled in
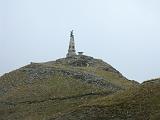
left=55, top=78, right=160, bottom=120
left=0, top=55, right=139, bottom=120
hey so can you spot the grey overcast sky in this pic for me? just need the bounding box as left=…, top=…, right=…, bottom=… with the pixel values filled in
left=0, top=0, right=160, bottom=83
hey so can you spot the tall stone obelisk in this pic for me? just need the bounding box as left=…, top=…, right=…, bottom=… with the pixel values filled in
left=66, top=30, right=77, bottom=57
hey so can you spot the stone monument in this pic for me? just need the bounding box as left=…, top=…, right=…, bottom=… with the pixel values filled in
left=66, top=30, right=77, bottom=57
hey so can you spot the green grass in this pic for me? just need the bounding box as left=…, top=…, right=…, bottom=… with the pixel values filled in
left=1, top=73, right=110, bottom=102
left=0, top=71, right=112, bottom=120
left=58, top=79, right=160, bottom=120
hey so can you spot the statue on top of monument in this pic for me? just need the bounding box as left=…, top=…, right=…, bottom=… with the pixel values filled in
left=70, top=30, right=74, bottom=37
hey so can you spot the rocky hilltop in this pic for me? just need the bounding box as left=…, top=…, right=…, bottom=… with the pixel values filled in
left=0, top=55, right=159, bottom=120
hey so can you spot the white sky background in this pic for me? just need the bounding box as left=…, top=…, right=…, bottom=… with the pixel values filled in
left=0, top=0, right=160, bottom=83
